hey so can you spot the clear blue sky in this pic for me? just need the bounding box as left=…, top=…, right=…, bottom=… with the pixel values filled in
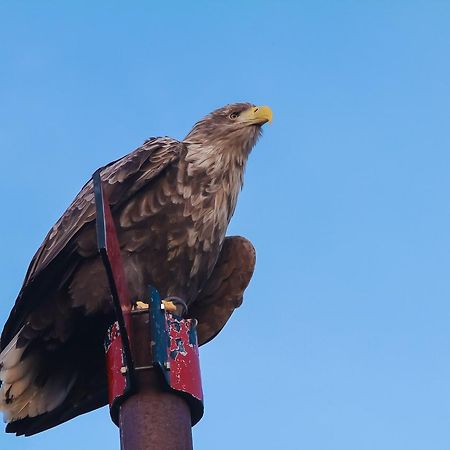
left=1, top=1, right=450, bottom=449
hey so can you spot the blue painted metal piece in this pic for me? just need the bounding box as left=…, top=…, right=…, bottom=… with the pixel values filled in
left=149, top=286, right=170, bottom=380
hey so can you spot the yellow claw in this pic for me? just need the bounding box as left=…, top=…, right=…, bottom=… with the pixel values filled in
left=134, top=301, right=149, bottom=310
left=161, top=300, right=178, bottom=313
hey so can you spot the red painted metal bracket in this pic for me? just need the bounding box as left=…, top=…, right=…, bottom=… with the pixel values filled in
left=93, top=170, right=135, bottom=421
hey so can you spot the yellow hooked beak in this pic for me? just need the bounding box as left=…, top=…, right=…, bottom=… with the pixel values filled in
left=239, top=105, right=273, bottom=125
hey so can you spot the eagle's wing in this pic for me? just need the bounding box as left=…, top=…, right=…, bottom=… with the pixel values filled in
left=1, top=137, right=184, bottom=348
left=190, top=236, right=256, bottom=346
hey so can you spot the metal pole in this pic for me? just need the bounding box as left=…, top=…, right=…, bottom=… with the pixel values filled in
left=119, top=308, right=193, bottom=450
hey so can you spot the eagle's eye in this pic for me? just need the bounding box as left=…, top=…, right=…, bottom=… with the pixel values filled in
left=229, top=112, right=240, bottom=120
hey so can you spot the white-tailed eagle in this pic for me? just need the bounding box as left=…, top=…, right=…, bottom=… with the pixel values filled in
left=0, top=103, right=272, bottom=435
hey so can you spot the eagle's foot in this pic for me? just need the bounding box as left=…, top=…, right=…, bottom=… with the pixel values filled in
left=161, top=297, right=188, bottom=317
left=133, top=301, right=149, bottom=310
left=131, top=298, right=187, bottom=316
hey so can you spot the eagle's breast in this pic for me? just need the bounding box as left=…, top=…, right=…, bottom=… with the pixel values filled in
left=113, top=143, right=246, bottom=302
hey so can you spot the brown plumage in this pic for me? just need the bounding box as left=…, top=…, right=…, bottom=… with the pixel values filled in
left=0, top=102, right=271, bottom=435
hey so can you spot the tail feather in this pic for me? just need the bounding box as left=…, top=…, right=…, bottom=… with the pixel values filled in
left=0, top=329, right=76, bottom=424
left=0, top=370, right=35, bottom=403
left=3, top=384, right=39, bottom=422
left=0, top=355, right=37, bottom=385
left=0, top=328, right=27, bottom=370
left=26, top=373, right=76, bottom=420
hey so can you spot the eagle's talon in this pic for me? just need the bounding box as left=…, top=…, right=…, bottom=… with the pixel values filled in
left=133, top=301, right=149, bottom=310
left=161, top=297, right=188, bottom=317
left=161, top=300, right=178, bottom=312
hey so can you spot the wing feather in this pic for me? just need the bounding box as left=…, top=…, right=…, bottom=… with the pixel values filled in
left=190, top=236, right=256, bottom=345
left=29, top=137, right=183, bottom=282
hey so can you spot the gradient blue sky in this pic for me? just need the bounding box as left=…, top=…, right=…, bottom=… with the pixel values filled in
left=1, top=1, right=450, bottom=449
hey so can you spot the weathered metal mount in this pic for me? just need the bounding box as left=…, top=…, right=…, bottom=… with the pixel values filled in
left=93, top=170, right=204, bottom=428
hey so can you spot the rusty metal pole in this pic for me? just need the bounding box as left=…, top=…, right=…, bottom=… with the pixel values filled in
left=118, top=309, right=193, bottom=450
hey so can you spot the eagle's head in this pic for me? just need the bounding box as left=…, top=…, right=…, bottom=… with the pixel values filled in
left=184, top=103, right=273, bottom=157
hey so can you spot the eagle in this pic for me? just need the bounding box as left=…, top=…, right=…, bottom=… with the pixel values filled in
left=0, top=102, right=272, bottom=436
